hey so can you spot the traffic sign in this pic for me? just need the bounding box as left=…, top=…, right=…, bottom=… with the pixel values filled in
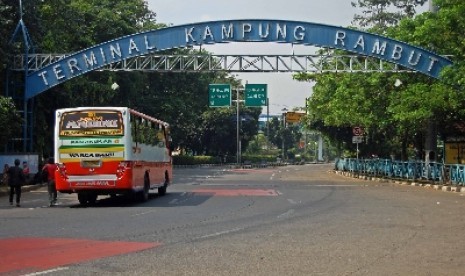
left=352, top=136, right=364, bottom=144
left=352, top=126, right=365, bottom=136
left=209, top=84, right=231, bottom=107
left=285, top=112, right=304, bottom=123
left=245, top=84, right=267, bottom=107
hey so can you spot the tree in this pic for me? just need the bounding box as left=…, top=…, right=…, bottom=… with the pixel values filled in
left=294, top=0, right=462, bottom=160
left=387, top=0, right=465, bottom=157
left=1, top=0, right=263, bottom=157
left=351, top=0, right=428, bottom=32
left=0, top=97, right=22, bottom=148
left=1, top=0, right=42, bottom=94
left=29, top=0, right=168, bottom=156
left=0, top=0, right=14, bottom=73
left=267, top=116, right=303, bottom=159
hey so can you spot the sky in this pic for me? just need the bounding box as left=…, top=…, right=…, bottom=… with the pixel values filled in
left=144, top=0, right=424, bottom=114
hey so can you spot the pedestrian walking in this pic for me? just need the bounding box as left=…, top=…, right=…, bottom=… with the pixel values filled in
left=42, top=157, right=58, bottom=207
left=8, top=159, right=26, bottom=207
left=22, top=161, right=30, bottom=184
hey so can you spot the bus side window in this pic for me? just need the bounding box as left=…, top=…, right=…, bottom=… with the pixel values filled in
left=148, top=121, right=157, bottom=146
left=131, top=115, right=137, bottom=144
left=131, top=117, right=144, bottom=145
left=140, top=119, right=147, bottom=144
left=156, top=124, right=166, bottom=147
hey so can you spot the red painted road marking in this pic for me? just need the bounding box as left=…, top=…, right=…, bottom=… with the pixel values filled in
left=194, top=189, right=279, bottom=196
left=0, top=237, right=160, bottom=275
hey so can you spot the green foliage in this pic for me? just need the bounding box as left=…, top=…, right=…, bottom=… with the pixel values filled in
left=241, top=155, right=278, bottom=163
left=173, top=155, right=222, bottom=165
left=245, top=133, right=269, bottom=154
left=0, top=97, right=22, bottom=147
left=11, top=1, right=257, bottom=157
left=297, top=1, right=465, bottom=160
left=351, top=0, right=427, bottom=32
left=0, top=0, right=14, bottom=72
left=173, top=154, right=279, bottom=165
left=38, top=0, right=155, bottom=52
left=5, top=0, right=464, bottom=162
left=266, top=116, right=302, bottom=156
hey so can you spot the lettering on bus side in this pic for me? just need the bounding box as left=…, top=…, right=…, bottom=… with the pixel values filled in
left=69, top=139, right=116, bottom=145
left=71, top=181, right=115, bottom=186
left=68, top=152, right=116, bottom=158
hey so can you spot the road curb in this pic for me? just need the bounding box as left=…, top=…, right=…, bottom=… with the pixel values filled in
left=330, top=170, right=465, bottom=195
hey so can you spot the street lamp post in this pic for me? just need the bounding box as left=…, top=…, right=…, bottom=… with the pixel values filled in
left=233, top=85, right=245, bottom=165
left=282, top=108, right=288, bottom=161
left=266, top=97, right=270, bottom=150
left=237, top=86, right=240, bottom=165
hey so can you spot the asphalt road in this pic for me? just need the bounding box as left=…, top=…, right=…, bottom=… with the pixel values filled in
left=1, top=164, right=464, bottom=275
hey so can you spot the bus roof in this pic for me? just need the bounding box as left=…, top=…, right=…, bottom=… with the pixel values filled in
left=129, top=108, right=170, bottom=128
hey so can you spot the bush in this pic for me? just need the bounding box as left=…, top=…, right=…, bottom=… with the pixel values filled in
left=173, top=154, right=281, bottom=165
left=173, top=155, right=221, bottom=165
left=241, top=154, right=277, bottom=163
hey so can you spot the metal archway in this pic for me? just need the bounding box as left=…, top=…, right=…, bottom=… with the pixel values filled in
left=25, top=19, right=452, bottom=100
left=7, top=19, right=454, bottom=152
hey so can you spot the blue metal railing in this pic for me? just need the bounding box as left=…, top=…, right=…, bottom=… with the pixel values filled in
left=334, top=158, right=465, bottom=185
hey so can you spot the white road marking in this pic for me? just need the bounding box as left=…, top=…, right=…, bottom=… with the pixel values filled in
left=131, top=210, right=157, bottom=217
left=287, top=199, right=300, bottom=205
left=277, top=209, right=295, bottom=219
left=200, top=227, right=244, bottom=239
left=169, top=199, right=179, bottom=204
left=23, top=267, right=69, bottom=275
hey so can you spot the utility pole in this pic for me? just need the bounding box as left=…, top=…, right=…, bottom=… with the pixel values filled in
left=424, top=0, right=439, bottom=175
left=233, top=85, right=245, bottom=165
left=281, top=108, right=288, bottom=161
left=266, top=98, right=270, bottom=150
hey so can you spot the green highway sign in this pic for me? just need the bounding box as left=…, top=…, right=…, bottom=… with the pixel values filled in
left=209, top=84, right=231, bottom=107
left=245, top=84, right=267, bottom=107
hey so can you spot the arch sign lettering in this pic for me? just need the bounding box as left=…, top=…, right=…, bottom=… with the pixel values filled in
left=25, top=19, right=453, bottom=99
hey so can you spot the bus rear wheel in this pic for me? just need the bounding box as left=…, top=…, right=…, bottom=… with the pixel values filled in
left=78, top=193, right=87, bottom=205
left=78, top=193, right=98, bottom=205
left=139, top=183, right=149, bottom=201
left=158, top=185, right=166, bottom=196
left=137, top=174, right=150, bottom=202
left=88, top=194, right=98, bottom=204
left=158, top=172, right=169, bottom=196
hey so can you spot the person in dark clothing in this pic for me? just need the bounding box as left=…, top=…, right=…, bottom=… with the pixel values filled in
left=8, top=159, right=26, bottom=207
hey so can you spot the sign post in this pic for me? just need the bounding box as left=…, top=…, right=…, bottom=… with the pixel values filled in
left=352, top=127, right=365, bottom=159
left=209, top=84, right=231, bottom=107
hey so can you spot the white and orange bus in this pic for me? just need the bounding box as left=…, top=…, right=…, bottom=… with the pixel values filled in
left=54, top=107, right=172, bottom=205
